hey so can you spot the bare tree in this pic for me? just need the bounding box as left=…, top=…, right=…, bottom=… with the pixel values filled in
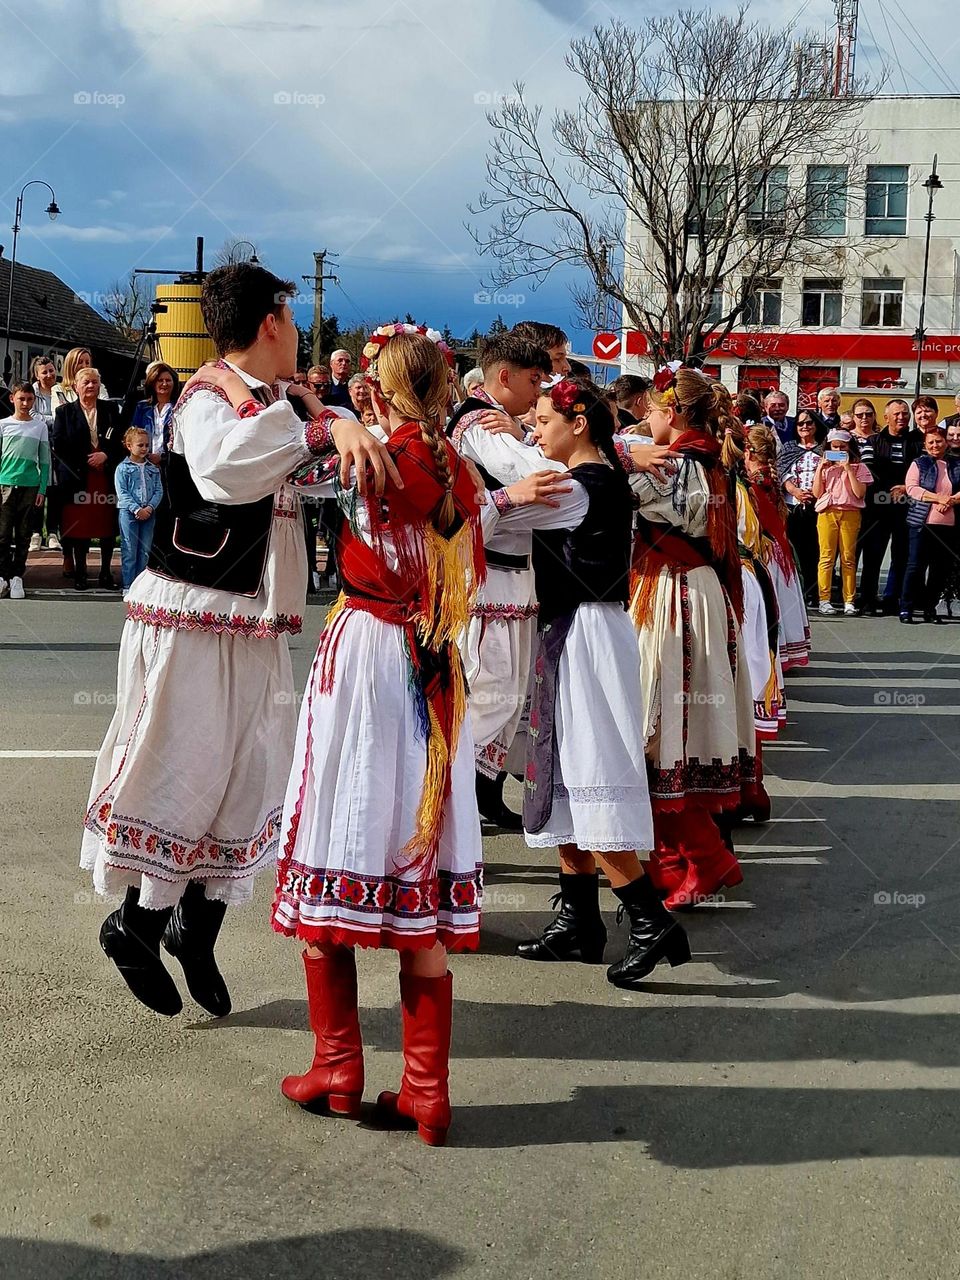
left=468, top=8, right=876, bottom=364
left=214, top=237, right=263, bottom=267
left=99, top=271, right=150, bottom=341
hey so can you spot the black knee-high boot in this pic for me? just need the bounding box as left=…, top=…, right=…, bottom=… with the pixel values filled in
left=516, top=871, right=607, bottom=963
left=99, top=886, right=182, bottom=1016
left=162, top=881, right=231, bottom=1017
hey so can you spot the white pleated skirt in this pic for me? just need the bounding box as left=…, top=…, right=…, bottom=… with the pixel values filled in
left=525, top=603, right=654, bottom=854
left=272, top=608, right=483, bottom=951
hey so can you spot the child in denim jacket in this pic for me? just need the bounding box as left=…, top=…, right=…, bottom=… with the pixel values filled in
left=114, top=427, right=163, bottom=598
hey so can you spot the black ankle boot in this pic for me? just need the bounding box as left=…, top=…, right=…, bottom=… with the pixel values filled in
left=517, top=872, right=607, bottom=963
left=476, top=770, right=523, bottom=832
left=99, top=886, right=182, bottom=1016
left=606, top=876, right=691, bottom=989
left=162, top=881, right=231, bottom=1016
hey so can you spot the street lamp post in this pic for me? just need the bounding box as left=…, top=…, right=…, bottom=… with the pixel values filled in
left=233, top=241, right=260, bottom=264
left=914, top=156, right=943, bottom=401
left=2, top=180, right=60, bottom=382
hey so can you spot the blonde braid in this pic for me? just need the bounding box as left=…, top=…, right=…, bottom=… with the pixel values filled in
left=376, top=333, right=456, bottom=532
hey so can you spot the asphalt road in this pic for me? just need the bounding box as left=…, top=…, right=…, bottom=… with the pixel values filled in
left=2, top=598, right=960, bottom=1280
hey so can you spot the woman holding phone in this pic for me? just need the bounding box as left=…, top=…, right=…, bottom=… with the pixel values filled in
left=811, top=429, right=873, bottom=615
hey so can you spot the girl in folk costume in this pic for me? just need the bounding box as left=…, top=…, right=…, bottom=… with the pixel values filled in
left=80, top=264, right=388, bottom=1021
left=621, top=365, right=756, bottom=909
left=721, top=411, right=785, bottom=745
left=273, top=327, right=485, bottom=1147
left=742, top=425, right=811, bottom=672
left=492, top=378, right=690, bottom=988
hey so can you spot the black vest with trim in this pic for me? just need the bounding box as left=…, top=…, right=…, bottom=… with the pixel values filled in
left=147, top=385, right=276, bottom=597
left=533, top=462, right=633, bottom=626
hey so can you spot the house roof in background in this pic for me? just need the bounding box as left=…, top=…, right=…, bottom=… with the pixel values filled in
left=0, top=257, right=135, bottom=357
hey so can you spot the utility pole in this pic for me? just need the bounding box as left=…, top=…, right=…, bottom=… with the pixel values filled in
left=302, top=250, right=339, bottom=366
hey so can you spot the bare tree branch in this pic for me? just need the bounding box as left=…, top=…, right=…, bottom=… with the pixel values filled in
left=99, top=271, right=150, bottom=342
left=468, top=7, right=877, bottom=363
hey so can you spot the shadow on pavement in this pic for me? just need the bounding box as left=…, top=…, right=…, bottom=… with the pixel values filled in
left=449, top=1083, right=960, bottom=1162
left=0, top=1230, right=466, bottom=1280
left=216, top=994, right=960, bottom=1068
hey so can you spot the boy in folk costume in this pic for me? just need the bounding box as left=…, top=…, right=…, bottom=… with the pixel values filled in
left=82, top=263, right=393, bottom=1019
left=446, top=332, right=564, bottom=828
left=271, top=326, right=486, bottom=1146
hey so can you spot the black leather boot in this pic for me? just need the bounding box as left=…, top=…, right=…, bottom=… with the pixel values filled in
left=475, top=770, right=523, bottom=831
left=606, top=875, right=691, bottom=989
left=517, top=872, right=607, bottom=963
left=99, top=886, right=182, bottom=1016
left=162, top=881, right=231, bottom=1017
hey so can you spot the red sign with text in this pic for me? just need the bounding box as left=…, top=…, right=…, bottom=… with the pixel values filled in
left=624, top=331, right=960, bottom=362
left=593, top=331, right=622, bottom=360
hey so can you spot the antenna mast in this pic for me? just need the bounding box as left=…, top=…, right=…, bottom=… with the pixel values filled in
left=833, top=0, right=859, bottom=95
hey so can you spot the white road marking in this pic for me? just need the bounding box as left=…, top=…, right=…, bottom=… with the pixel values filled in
left=794, top=677, right=960, bottom=689
left=737, top=856, right=827, bottom=866
left=768, top=780, right=960, bottom=799
left=0, top=750, right=98, bottom=758
left=789, top=700, right=960, bottom=715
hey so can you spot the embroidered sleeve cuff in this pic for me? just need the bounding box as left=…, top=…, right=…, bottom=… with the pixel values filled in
left=304, top=410, right=336, bottom=457
left=492, top=488, right=515, bottom=515
left=236, top=398, right=264, bottom=419
left=614, top=439, right=638, bottom=474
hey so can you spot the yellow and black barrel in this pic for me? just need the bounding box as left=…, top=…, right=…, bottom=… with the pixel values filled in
left=152, top=283, right=215, bottom=379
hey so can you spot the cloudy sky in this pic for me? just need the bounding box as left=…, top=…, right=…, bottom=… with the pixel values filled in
left=1, top=0, right=950, bottom=356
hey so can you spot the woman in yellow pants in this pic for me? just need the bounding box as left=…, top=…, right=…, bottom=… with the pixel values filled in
left=812, top=429, right=873, bottom=616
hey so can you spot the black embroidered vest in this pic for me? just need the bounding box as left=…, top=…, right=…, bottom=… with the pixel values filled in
left=533, top=462, right=633, bottom=626
left=147, top=384, right=276, bottom=597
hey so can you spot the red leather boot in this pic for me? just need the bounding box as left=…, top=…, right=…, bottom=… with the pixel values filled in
left=281, top=948, right=364, bottom=1116
left=643, top=809, right=690, bottom=898
left=662, top=807, right=743, bottom=911
left=376, top=971, right=453, bottom=1147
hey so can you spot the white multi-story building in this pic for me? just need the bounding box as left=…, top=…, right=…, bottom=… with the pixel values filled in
left=620, top=96, right=960, bottom=407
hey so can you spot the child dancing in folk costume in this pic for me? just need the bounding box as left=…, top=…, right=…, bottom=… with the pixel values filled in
left=721, top=413, right=785, bottom=745
left=620, top=365, right=755, bottom=909
left=273, top=327, right=486, bottom=1147
left=742, top=425, right=811, bottom=673
left=487, top=377, right=690, bottom=988
left=81, top=263, right=391, bottom=1020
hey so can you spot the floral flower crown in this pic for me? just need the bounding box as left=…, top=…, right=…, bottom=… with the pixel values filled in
left=550, top=378, right=590, bottom=415
left=360, top=323, right=456, bottom=382
left=651, top=359, right=684, bottom=407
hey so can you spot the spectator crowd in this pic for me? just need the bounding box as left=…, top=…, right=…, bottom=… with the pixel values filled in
left=4, top=350, right=960, bottom=627
left=608, top=379, right=960, bottom=625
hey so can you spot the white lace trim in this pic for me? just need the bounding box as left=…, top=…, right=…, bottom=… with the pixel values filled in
left=554, top=784, right=647, bottom=804
left=524, top=831, right=640, bottom=851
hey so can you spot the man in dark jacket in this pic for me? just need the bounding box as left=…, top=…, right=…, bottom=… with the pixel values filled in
left=858, top=397, right=923, bottom=614
left=325, top=349, right=353, bottom=408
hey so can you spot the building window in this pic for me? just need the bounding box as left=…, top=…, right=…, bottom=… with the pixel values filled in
left=688, top=166, right=729, bottom=236
left=861, top=277, right=904, bottom=327
left=801, top=278, right=843, bottom=327
left=865, top=164, right=908, bottom=236
left=738, top=364, right=780, bottom=395
left=857, top=366, right=903, bottom=389
left=806, top=164, right=847, bottom=236
left=743, top=279, right=782, bottom=327
left=797, top=366, right=842, bottom=410
left=746, top=167, right=788, bottom=234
